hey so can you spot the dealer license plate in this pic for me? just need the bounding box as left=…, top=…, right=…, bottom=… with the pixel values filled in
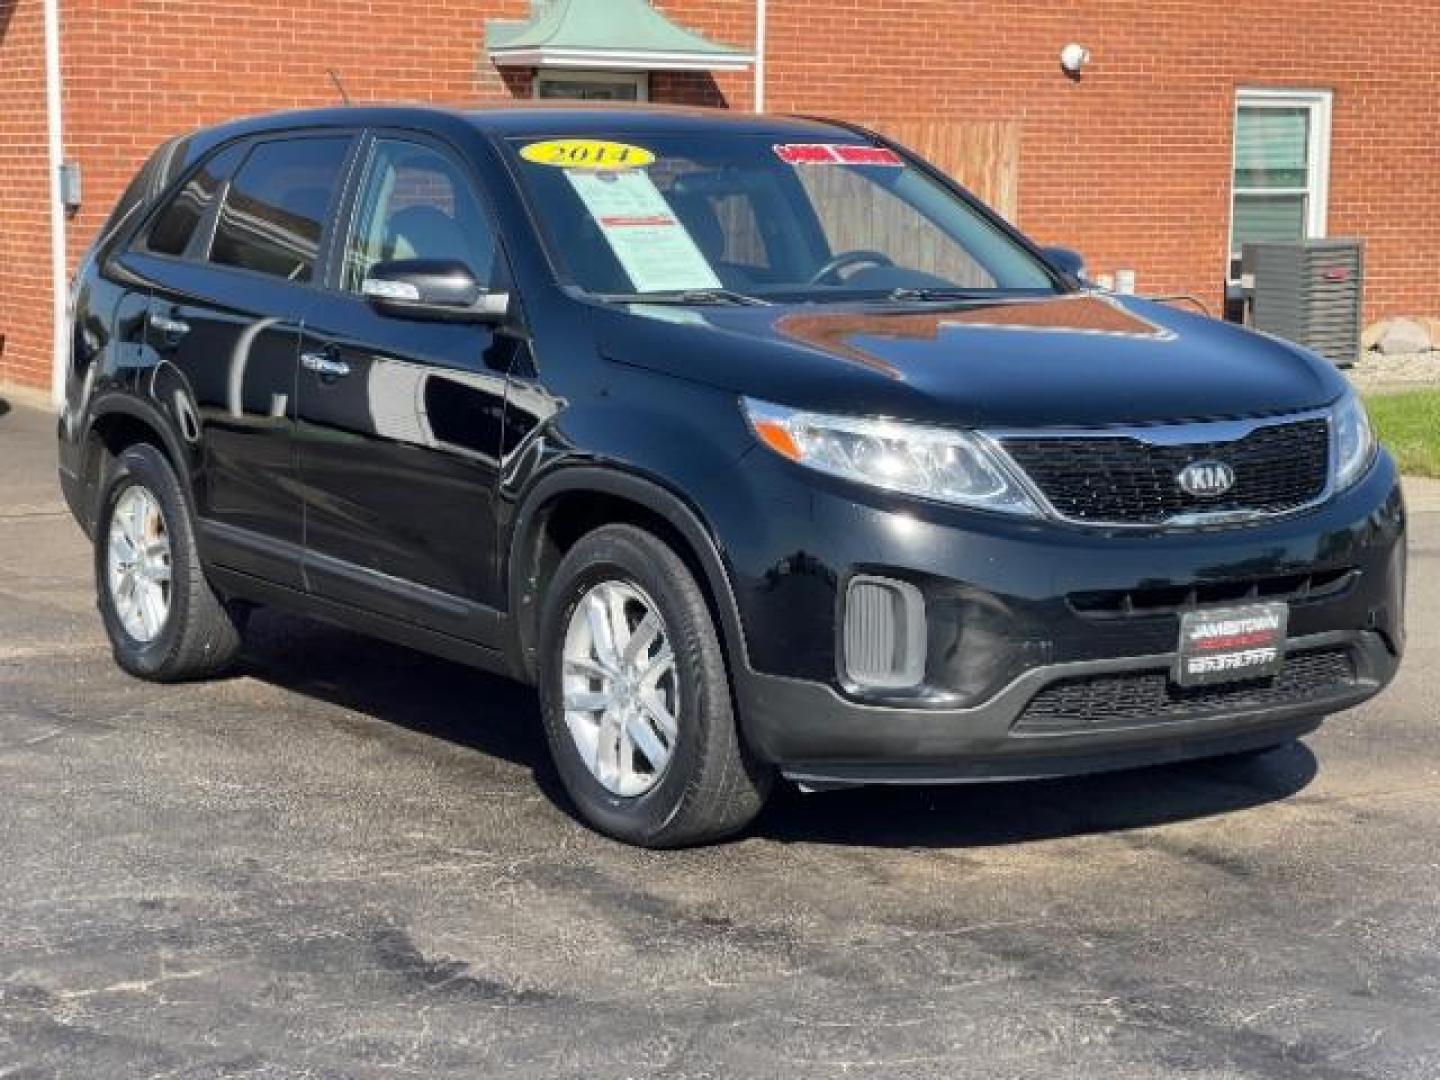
left=1174, top=603, right=1289, bottom=688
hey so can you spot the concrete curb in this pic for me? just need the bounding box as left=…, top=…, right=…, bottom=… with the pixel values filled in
left=0, top=381, right=55, bottom=414
left=1403, top=476, right=1440, bottom=513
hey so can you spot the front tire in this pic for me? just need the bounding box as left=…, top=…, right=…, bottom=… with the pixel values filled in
left=538, top=525, right=772, bottom=847
left=94, top=443, right=245, bottom=682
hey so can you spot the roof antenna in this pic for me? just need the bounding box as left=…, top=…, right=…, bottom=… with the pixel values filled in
left=327, top=68, right=352, bottom=106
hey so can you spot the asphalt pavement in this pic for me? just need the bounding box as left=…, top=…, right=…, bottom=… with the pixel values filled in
left=2, top=395, right=1438, bottom=1079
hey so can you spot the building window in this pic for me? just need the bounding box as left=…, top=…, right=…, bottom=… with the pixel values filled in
left=1231, top=88, right=1332, bottom=259
left=534, top=70, right=649, bottom=102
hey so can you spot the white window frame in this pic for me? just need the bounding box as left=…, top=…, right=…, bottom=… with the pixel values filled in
left=1230, top=86, right=1333, bottom=263
left=533, top=69, right=649, bottom=102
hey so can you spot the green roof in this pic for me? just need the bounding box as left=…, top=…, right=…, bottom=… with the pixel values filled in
left=487, top=0, right=753, bottom=70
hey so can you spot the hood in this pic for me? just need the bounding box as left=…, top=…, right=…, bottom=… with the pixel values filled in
left=597, top=293, right=1348, bottom=429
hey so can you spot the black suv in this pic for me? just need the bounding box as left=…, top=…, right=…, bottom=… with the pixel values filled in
left=59, top=105, right=1405, bottom=847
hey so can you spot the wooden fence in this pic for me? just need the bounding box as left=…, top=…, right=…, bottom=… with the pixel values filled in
left=693, top=118, right=1022, bottom=286
left=865, top=119, right=1021, bottom=222
left=786, top=120, right=1021, bottom=288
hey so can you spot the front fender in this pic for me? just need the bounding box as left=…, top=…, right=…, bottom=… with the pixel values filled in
left=505, top=463, right=751, bottom=677
left=500, top=372, right=762, bottom=683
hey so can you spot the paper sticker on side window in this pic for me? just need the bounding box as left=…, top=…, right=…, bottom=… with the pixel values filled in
left=520, top=139, right=656, bottom=170
left=774, top=144, right=904, bottom=167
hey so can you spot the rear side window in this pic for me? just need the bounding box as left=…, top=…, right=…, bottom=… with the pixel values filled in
left=143, top=143, right=244, bottom=257
left=104, top=162, right=161, bottom=244
left=209, top=137, right=351, bottom=283
left=95, top=137, right=188, bottom=252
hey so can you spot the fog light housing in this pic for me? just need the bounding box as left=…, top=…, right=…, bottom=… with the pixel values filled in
left=842, top=576, right=927, bottom=690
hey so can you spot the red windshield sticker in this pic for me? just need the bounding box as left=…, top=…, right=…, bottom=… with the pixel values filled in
left=774, top=143, right=840, bottom=164
left=775, top=143, right=903, bottom=167
left=834, top=145, right=903, bottom=166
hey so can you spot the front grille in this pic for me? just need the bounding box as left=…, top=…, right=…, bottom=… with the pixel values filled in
left=1001, top=417, right=1330, bottom=525
left=1014, top=647, right=1355, bottom=735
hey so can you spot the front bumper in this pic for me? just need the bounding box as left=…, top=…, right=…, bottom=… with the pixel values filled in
left=737, top=629, right=1393, bottom=785
left=722, top=450, right=1406, bottom=781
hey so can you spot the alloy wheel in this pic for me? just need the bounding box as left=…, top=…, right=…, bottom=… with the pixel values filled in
left=561, top=580, right=679, bottom=797
left=106, top=485, right=173, bottom=643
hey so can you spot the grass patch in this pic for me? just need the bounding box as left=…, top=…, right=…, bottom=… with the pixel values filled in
left=1363, top=388, right=1440, bottom=478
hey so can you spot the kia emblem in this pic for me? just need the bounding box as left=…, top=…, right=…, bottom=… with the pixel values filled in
left=1177, top=460, right=1236, bottom=498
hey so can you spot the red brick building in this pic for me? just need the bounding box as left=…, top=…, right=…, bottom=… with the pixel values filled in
left=3, top=0, right=1437, bottom=399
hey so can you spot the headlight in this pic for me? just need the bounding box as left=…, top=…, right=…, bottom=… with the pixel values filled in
left=743, top=398, right=1040, bottom=516
left=1332, top=390, right=1377, bottom=492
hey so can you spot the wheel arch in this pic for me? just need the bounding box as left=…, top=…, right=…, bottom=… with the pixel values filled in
left=506, top=466, right=751, bottom=686
left=76, top=395, right=193, bottom=537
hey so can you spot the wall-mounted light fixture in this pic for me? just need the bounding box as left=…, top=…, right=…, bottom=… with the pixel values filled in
left=58, top=160, right=82, bottom=213
left=1060, top=43, right=1090, bottom=78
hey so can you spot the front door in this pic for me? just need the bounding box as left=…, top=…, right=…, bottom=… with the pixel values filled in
left=295, top=134, right=517, bottom=644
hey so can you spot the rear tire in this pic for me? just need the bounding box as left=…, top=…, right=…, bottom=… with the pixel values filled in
left=94, top=443, right=246, bottom=682
left=538, top=524, right=772, bottom=847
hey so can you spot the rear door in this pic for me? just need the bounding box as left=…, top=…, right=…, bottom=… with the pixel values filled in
left=294, top=132, right=517, bottom=643
left=131, top=133, right=357, bottom=587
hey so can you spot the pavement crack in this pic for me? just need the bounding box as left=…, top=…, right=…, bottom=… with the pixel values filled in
left=53, top=964, right=231, bottom=1002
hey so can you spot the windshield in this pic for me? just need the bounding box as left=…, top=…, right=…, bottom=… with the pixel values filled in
left=504, top=133, right=1061, bottom=301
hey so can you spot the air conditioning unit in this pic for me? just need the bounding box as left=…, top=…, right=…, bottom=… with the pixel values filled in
left=1242, top=238, right=1365, bottom=368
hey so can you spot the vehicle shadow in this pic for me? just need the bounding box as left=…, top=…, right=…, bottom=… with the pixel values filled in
left=752, top=746, right=1318, bottom=849
left=236, top=607, right=558, bottom=787
left=238, top=608, right=1319, bottom=850
left=0, top=398, right=12, bottom=420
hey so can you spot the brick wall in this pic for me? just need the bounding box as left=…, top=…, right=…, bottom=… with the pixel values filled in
left=5, top=0, right=548, bottom=391
left=0, top=0, right=55, bottom=391
left=2, top=0, right=1437, bottom=392
left=757, top=0, right=1440, bottom=321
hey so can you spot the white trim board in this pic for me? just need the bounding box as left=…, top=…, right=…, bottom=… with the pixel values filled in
left=754, top=0, right=768, bottom=112
left=43, top=0, right=67, bottom=407
left=491, top=47, right=754, bottom=72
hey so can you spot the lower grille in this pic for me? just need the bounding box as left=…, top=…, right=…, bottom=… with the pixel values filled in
left=1000, top=416, right=1330, bottom=525
left=843, top=576, right=927, bottom=689
left=1014, top=647, right=1356, bottom=734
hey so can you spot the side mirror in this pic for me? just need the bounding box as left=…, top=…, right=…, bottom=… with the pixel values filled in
left=1041, top=246, right=1088, bottom=283
left=361, top=259, right=509, bottom=323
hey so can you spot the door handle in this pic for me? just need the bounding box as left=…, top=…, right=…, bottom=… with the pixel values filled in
left=148, top=310, right=190, bottom=336
left=301, top=351, right=351, bottom=379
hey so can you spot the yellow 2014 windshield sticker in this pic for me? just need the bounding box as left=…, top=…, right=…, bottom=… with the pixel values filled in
left=520, top=139, right=656, bottom=170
